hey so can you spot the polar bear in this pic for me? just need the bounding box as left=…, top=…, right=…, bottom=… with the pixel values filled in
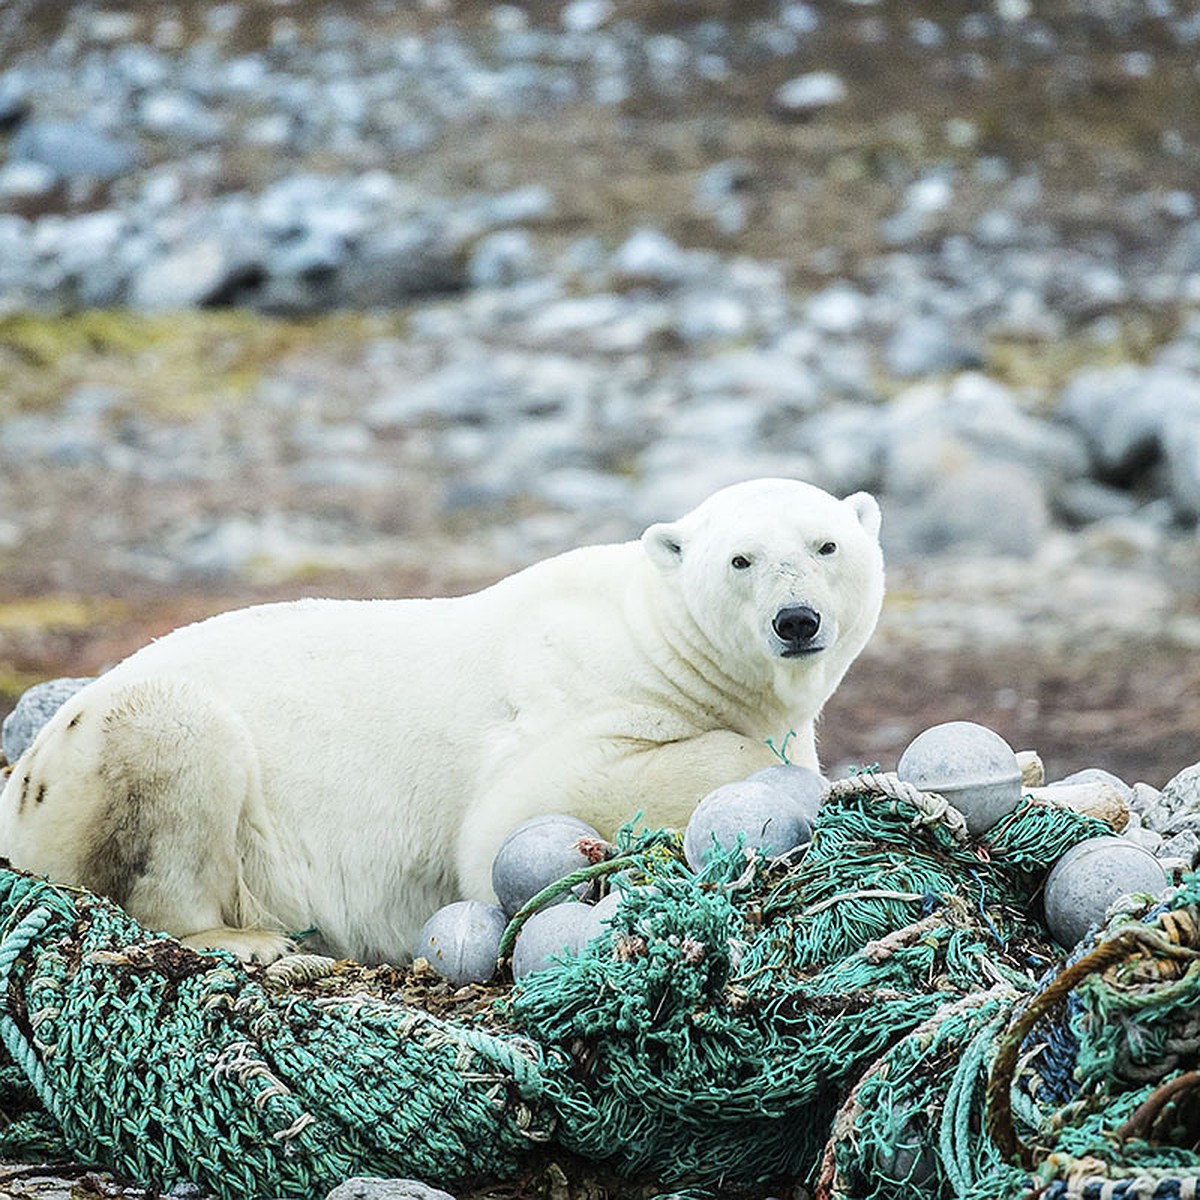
left=0, top=478, right=883, bottom=965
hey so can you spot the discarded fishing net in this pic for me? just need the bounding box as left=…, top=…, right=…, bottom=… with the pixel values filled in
left=0, top=774, right=1196, bottom=1199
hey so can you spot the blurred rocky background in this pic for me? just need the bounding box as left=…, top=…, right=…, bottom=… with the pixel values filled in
left=0, top=0, right=1199, bottom=786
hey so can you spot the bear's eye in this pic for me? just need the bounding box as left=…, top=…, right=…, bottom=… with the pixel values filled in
left=730, top=554, right=752, bottom=570
left=817, top=541, right=838, bottom=556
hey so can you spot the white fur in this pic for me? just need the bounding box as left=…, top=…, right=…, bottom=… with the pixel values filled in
left=0, top=478, right=884, bottom=964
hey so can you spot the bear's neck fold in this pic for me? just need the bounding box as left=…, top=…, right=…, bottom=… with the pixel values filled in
left=629, top=566, right=790, bottom=741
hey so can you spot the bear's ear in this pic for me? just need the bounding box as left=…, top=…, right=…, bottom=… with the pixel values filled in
left=641, top=522, right=684, bottom=572
left=844, top=492, right=882, bottom=539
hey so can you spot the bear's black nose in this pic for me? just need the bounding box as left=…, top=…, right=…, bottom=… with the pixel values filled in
left=773, top=605, right=821, bottom=644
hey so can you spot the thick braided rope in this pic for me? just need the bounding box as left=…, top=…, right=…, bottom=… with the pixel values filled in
left=826, top=771, right=971, bottom=843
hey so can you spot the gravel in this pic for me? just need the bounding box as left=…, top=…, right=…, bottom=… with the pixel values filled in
left=2, top=2, right=1200, bottom=576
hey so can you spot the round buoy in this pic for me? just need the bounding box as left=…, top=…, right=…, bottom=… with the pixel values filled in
left=1043, top=835, right=1169, bottom=949
left=491, top=814, right=602, bottom=916
left=897, top=720, right=1022, bottom=836
left=747, top=762, right=828, bottom=825
left=683, top=779, right=811, bottom=870
left=511, top=903, right=594, bottom=979
left=415, top=900, right=508, bottom=987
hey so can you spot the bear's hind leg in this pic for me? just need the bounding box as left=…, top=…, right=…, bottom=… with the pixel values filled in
left=0, top=676, right=293, bottom=964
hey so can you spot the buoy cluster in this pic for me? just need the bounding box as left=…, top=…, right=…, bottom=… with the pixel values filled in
left=415, top=721, right=1174, bottom=987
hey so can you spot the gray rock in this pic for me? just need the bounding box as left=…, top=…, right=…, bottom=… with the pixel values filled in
left=881, top=374, right=1090, bottom=498
left=165, top=1183, right=208, bottom=1199
left=881, top=172, right=955, bottom=245
left=1162, top=415, right=1200, bottom=520
left=673, top=291, right=751, bottom=343
left=562, top=0, right=614, bottom=35
left=1057, top=364, right=1200, bottom=508
left=805, top=283, right=867, bottom=335
left=0, top=74, right=29, bottom=130
left=1123, top=825, right=1165, bottom=855
left=686, top=348, right=822, bottom=414
left=694, top=159, right=752, bottom=235
left=1048, top=768, right=1135, bottom=807
left=610, top=227, right=692, bottom=288
left=0, top=158, right=57, bottom=202
left=1131, top=782, right=1170, bottom=834
left=468, top=229, right=536, bottom=289
left=128, top=238, right=261, bottom=311
left=772, top=70, right=847, bottom=117
left=473, top=184, right=554, bottom=228
left=1054, top=479, right=1142, bottom=526
left=535, top=466, right=632, bottom=513
left=975, top=208, right=1022, bottom=246
left=883, top=315, right=983, bottom=378
left=1159, top=763, right=1200, bottom=829
left=139, top=91, right=225, bottom=142
left=1161, top=828, right=1200, bottom=867
left=3, top=677, right=95, bottom=765
left=886, top=461, right=1049, bottom=559
left=325, top=1180, right=456, bottom=1200
left=790, top=404, right=886, bottom=496
left=331, top=223, right=468, bottom=309
left=9, top=118, right=140, bottom=180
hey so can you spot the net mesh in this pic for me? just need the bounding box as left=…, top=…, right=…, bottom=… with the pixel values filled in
left=0, top=777, right=1196, bottom=1200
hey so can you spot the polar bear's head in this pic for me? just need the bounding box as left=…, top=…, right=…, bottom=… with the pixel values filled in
left=641, top=478, right=884, bottom=679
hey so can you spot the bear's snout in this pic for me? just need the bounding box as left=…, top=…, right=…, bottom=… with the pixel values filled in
left=772, top=605, right=822, bottom=651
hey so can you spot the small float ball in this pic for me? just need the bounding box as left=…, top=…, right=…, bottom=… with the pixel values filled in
left=577, top=885, right=632, bottom=945
left=511, top=903, right=594, bottom=979
left=1043, top=835, right=1169, bottom=950
left=683, top=779, right=812, bottom=871
left=491, top=814, right=602, bottom=916
left=589, top=888, right=625, bottom=925
left=896, top=721, right=1022, bottom=837
left=415, top=900, right=508, bottom=987
left=747, top=763, right=829, bottom=825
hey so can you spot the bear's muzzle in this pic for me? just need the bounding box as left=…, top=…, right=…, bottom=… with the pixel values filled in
left=772, top=605, right=823, bottom=656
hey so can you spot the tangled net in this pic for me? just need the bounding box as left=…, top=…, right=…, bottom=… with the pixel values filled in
left=0, top=773, right=1197, bottom=1199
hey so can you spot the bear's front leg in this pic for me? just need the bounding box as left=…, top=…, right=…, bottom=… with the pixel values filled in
left=456, top=727, right=790, bottom=903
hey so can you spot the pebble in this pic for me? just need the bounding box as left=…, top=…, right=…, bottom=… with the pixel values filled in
left=468, top=229, right=537, bottom=289
left=772, top=71, right=847, bottom=117
left=8, top=118, right=140, bottom=180
left=325, top=1181, right=456, bottom=1200
left=0, top=160, right=58, bottom=202
left=610, top=227, right=694, bottom=288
